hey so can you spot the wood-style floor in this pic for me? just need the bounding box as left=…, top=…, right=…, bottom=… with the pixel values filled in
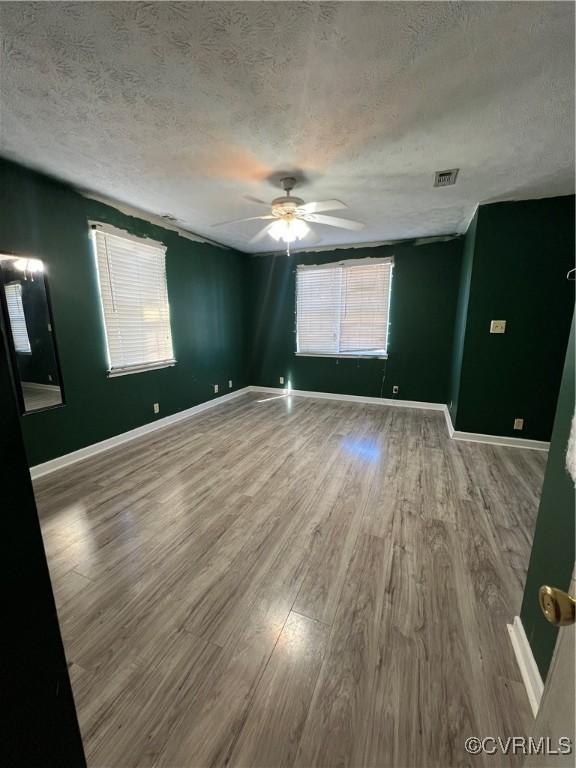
left=34, top=393, right=546, bottom=768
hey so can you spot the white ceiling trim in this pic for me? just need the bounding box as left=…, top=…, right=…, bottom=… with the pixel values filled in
left=254, top=233, right=461, bottom=258
left=79, top=187, right=230, bottom=250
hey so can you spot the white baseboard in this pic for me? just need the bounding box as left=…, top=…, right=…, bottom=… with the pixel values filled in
left=443, top=405, right=549, bottom=452
left=251, top=386, right=446, bottom=411
left=29, top=387, right=251, bottom=480
left=30, top=386, right=550, bottom=479
left=443, top=404, right=456, bottom=437
left=254, top=390, right=550, bottom=450
left=507, top=616, right=544, bottom=717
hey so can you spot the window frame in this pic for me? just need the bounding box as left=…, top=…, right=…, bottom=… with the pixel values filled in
left=295, top=256, right=393, bottom=360
left=90, top=222, right=176, bottom=377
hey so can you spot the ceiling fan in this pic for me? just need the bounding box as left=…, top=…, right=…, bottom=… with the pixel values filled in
left=212, top=177, right=365, bottom=253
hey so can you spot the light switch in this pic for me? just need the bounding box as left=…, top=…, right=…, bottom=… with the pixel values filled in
left=490, top=320, right=506, bottom=334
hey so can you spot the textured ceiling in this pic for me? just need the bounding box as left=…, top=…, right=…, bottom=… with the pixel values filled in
left=1, top=1, right=574, bottom=253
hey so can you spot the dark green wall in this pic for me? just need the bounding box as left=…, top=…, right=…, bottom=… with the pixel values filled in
left=3, top=156, right=573, bottom=467
left=0, top=160, right=250, bottom=466
left=520, top=312, right=575, bottom=679
left=250, top=238, right=463, bottom=402
left=453, top=196, right=575, bottom=441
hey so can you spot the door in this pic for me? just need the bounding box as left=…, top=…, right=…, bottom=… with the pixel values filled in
left=524, top=570, right=575, bottom=766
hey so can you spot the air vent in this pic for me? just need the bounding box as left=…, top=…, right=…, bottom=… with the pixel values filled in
left=434, top=169, right=459, bottom=187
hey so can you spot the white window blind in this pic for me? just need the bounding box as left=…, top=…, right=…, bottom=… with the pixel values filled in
left=5, top=283, right=31, bottom=353
left=296, top=258, right=393, bottom=356
left=91, top=225, right=175, bottom=375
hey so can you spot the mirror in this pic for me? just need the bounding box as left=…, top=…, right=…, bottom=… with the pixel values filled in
left=0, top=255, right=65, bottom=413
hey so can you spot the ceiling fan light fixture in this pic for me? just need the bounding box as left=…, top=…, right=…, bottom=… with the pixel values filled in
left=269, top=217, right=310, bottom=243
left=213, top=178, right=362, bottom=253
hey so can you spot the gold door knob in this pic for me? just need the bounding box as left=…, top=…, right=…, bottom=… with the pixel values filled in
left=539, top=585, right=576, bottom=626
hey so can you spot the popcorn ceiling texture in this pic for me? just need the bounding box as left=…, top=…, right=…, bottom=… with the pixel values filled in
left=0, top=1, right=574, bottom=252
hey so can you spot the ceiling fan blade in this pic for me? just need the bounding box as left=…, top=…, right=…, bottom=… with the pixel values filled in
left=243, top=195, right=270, bottom=206
left=211, top=215, right=274, bottom=228
left=301, top=213, right=365, bottom=231
left=296, top=199, right=347, bottom=214
left=248, top=223, right=276, bottom=245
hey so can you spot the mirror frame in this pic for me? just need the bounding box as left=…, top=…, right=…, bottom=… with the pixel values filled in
left=0, top=250, right=67, bottom=416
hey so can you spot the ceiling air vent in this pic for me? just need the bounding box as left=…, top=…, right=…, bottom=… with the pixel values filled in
left=434, top=169, right=459, bottom=187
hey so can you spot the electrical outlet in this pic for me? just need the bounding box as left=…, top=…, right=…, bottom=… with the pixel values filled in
left=213, top=384, right=219, bottom=394
left=279, top=376, right=284, bottom=385
left=490, top=320, right=506, bottom=334
left=228, top=380, right=233, bottom=389
left=392, top=385, right=399, bottom=395
left=153, top=402, right=160, bottom=414
left=514, top=418, right=524, bottom=431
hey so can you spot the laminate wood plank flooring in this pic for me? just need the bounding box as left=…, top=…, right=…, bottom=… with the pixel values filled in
left=33, top=393, right=546, bottom=768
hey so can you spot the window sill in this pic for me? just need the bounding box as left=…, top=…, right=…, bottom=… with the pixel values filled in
left=107, top=360, right=176, bottom=378
left=295, top=353, right=388, bottom=360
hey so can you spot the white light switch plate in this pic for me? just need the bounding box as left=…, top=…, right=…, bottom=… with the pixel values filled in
left=490, top=320, right=506, bottom=334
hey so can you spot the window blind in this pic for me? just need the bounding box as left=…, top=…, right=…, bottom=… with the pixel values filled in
left=5, top=282, right=31, bottom=353
left=91, top=225, right=175, bottom=375
left=296, top=258, right=392, bottom=356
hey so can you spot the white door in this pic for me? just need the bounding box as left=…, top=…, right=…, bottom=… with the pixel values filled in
left=524, top=570, right=575, bottom=767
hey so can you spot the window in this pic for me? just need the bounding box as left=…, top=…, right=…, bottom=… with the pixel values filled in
left=5, top=283, right=31, bottom=353
left=91, top=224, right=175, bottom=376
left=296, top=258, right=393, bottom=357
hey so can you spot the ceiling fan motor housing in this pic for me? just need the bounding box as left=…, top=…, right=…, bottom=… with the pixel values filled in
left=271, top=196, right=305, bottom=217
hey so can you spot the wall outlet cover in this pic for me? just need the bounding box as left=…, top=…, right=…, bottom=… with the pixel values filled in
left=392, top=385, right=399, bottom=394
left=279, top=376, right=284, bottom=385
left=514, top=418, right=524, bottom=430
left=153, top=402, right=160, bottom=414
left=213, top=384, right=219, bottom=394
left=490, top=320, right=507, bottom=334
left=228, top=380, right=233, bottom=388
